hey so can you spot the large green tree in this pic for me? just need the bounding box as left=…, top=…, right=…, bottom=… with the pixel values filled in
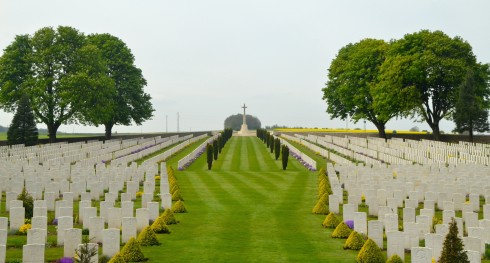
left=7, top=95, right=38, bottom=146
left=452, top=64, right=490, bottom=142
left=323, top=39, right=394, bottom=139
left=87, top=34, right=154, bottom=139
left=0, top=26, right=114, bottom=142
left=375, top=30, right=477, bottom=140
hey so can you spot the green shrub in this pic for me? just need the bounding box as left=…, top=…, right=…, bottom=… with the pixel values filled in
left=312, top=200, right=329, bottom=215
left=171, top=189, right=183, bottom=201
left=120, top=237, right=145, bottom=262
left=107, top=252, right=126, bottom=263
left=162, top=209, right=178, bottom=225
left=137, top=226, right=160, bottom=246
left=170, top=184, right=179, bottom=195
left=151, top=216, right=171, bottom=234
left=172, top=200, right=187, bottom=213
left=440, top=218, right=469, bottom=263
left=322, top=212, right=340, bottom=228
left=386, top=254, right=403, bottom=263
left=98, top=255, right=111, bottom=263
left=356, top=238, right=385, bottom=263
left=17, top=188, right=34, bottom=219
left=343, top=231, right=365, bottom=250
left=331, top=222, right=352, bottom=238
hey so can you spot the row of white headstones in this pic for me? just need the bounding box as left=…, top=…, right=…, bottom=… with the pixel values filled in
left=286, top=133, right=489, bottom=263
left=0, top=133, right=208, bottom=263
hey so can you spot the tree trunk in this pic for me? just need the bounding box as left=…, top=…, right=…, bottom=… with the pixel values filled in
left=431, top=125, right=440, bottom=141
left=105, top=122, right=114, bottom=140
left=47, top=122, right=60, bottom=143
left=373, top=122, right=387, bottom=140
left=469, top=119, right=474, bottom=143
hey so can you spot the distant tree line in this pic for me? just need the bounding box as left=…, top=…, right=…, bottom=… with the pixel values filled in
left=0, top=26, right=154, bottom=142
left=224, top=114, right=261, bottom=131
left=323, top=29, right=490, bottom=142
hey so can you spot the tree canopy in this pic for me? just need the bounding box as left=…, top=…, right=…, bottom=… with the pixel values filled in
left=323, top=38, right=392, bottom=138
left=224, top=114, right=261, bottom=131
left=375, top=30, right=478, bottom=140
left=87, top=33, right=154, bottom=139
left=0, top=26, right=153, bottom=141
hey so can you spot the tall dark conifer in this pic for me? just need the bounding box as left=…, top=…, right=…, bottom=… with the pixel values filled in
left=7, top=95, right=38, bottom=146
left=213, top=139, right=219, bottom=160
left=439, top=218, right=469, bottom=263
left=274, top=138, right=281, bottom=160
left=281, top=145, right=289, bottom=170
left=206, top=144, right=213, bottom=170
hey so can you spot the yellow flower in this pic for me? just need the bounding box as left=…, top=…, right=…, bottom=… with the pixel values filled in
left=19, top=224, right=31, bottom=234
left=155, top=176, right=161, bottom=180
left=136, top=191, right=143, bottom=198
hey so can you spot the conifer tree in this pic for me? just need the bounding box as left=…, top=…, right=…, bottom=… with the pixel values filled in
left=206, top=143, right=213, bottom=170
left=270, top=135, right=274, bottom=153
left=213, top=139, right=219, bottom=160
left=274, top=138, right=281, bottom=160
left=7, top=95, right=38, bottom=146
left=440, top=218, right=469, bottom=263
left=281, top=145, right=289, bottom=170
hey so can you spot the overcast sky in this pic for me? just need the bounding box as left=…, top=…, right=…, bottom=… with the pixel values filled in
left=1, top=0, right=489, bottom=133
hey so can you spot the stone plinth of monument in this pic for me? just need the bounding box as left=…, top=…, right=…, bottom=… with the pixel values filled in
left=237, top=103, right=254, bottom=136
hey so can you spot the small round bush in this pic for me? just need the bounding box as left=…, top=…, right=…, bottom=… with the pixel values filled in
left=332, top=222, right=352, bottom=238
left=108, top=252, right=126, bottom=263
left=322, top=212, right=340, bottom=228
left=357, top=238, right=385, bottom=263
left=120, top=237, right=145, bottom=262
left=137, top=226, right=160, bottom=246
left=386, top=254, right=403, bottom=263
left=172, top=200, right=187, bottom=213
left=343, top=231, right=365, bottom=250
left=162, top=209, right=179, bottom=225
left=151, top=216, right=171, bottom=234
left=312, top=201, right=329, bottom=215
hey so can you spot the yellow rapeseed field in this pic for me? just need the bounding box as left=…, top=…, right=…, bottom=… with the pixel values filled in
left=274, top=128, right=429, bottom=135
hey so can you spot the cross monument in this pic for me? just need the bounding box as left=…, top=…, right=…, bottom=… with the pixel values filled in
left=238, top=103, right=249, bottom=135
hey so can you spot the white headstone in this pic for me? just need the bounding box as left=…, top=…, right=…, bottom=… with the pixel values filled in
left=147, top=202, right=159, bottom=222
left=463, top=236, right=482, bottom=255
left=425, top=233, right=443, bottom=260
left=122, top=217, right=137, bottom=243
left=64, top=228, right=82, bottom=257
left=136, top=208, right=149, bottom=232
left=22, top=244, right=45, bottom=263
left=78, top=243, right=98, bottom=263
left=368, top=220, right=383, bottom=249
left=411, top=247, right=432, bottom=263
left=387, top=231, right=405, bottom=262
left=89, top=217, right=104, bottom=244
left=83, top=207, right=97, bottom=230
left=9, top=207, right=25, bottom=231
left=0, top=229, right=6, bottom=245
left=384, top=213, right=398, bottom=232
left=57, top=216, right=73, bottom=246
left=161, top=193, right=172, bottom=210
left=108, top=207, right=122, bottom=229
left=466, top=250, right=482, bottom=263
left=342, top=204, right=357, bottom=222
left=353, top=212, right=367, bottom=234
left=0, top=244, right=5, bottom=263
left=27, top=228, right=46, bottom=245
left=102, top=228, right=120, bottom=257
left=0, top=218, right=7, bottom=230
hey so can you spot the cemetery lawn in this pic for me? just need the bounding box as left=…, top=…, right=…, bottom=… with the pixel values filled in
left=144, top=136, right=358, bottom=262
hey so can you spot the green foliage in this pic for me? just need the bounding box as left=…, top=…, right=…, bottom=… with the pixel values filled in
left=74, top=236, right=98, bottom=263
left=356, top=239, right=385, bottom=263
left=322, top=212, right=340, bottom=228
left=107, top=252, right=126, bottom=263
left=7, top=95, right=38, bottom=146
left=206, top=143, right=213, bottom=170
left=87, top=33, right=154, bottom=139
left=17, top=187, right=33, bottom=219
left=151, top=216, right=171, bottom=234
left=171, top=189, right=183, bottom=201
left=137, top=226, right=160, bottom=246
left=312, top=200, right=329, bottom=214
left=172, top=200, right=187, bottom=213
left=453, top=64, right=490, bottom=142
left=274, top=138, right=281, bottom=160
left=162, top=209, right=179, bottom=225
left=323, top=38, right=391, bottom=138
left=269, top=134, right=274, bottom=153
left=440, top=218, right=469, bottom=263
left=0, top=26, right=115, bottom=142
left=281, top=145, right=289, bottom=170
left=224, top=114, right=261, bottom=131
left=331, top=222, right=352, bottom=238
left=386, top=254, right=403, bottom=263
left=375, top=29, right=478, bottom=140
left=120, top=237, right=145, bottom=262
left=343, top=231, right=365, bottom=250
left=213, top=139, right=219, bottom=160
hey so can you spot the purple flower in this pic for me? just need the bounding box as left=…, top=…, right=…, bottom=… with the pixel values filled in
left=345, top=220, right=354, bottom=229
left=52, top=218, right=58, bottom=225
left=57, top=257, right=74, bottom=263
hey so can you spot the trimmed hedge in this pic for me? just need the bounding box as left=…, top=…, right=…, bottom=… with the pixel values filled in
left=357, top=238, right=385, bottom=263
left=172, top=189, right=183, bottom=201
left=331, top=222, right=352, bottom=238
left=151, top=216, right=171, bottom=234
left=322, top=212, right=340, bottom=228
left=108, top=253, right=126, bottom=263
left=162, top=209, right=179, bottom=225
left=137, top=226, right=160, bottom=246
left=312, top=200, right=329, bottom=215
left=172, top=200, right=187, bottom=213
left=120, top=237, right=145, bottom=262
left=343, top=231, right=365, bottom=250
left=386, top=254, right=403, bottom=263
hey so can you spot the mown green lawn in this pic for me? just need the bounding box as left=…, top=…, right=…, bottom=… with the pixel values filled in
left=143, top=136, right=357, bottom=262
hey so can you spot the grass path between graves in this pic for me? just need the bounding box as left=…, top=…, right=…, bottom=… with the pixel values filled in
left=144, top=136, right=358, bottom=262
